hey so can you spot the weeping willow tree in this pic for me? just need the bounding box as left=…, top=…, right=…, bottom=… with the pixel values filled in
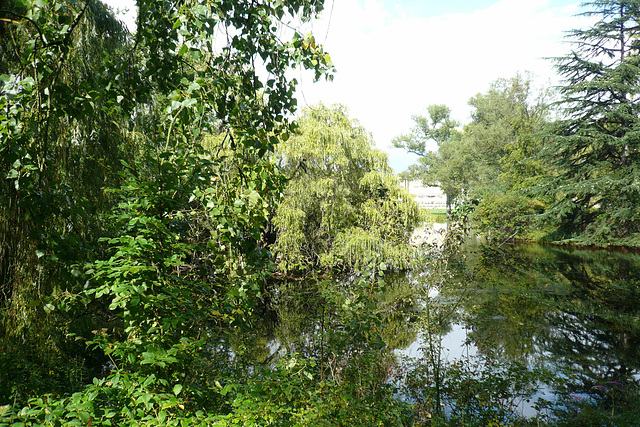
left=0, top=0, right=134, bottom=398
left=273, top=104, right=422, bottom=273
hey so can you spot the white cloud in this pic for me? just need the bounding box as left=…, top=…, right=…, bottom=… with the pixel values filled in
left=296, top=0, right=587, bottom=171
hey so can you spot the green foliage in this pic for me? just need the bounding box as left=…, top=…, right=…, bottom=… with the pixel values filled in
left=546, top=379, right=640, bottom=427
left=1, top=0, right=135, bottom=403
left=0, top=343, right=87, bottom=405
left=0, top=372, right=213, bottom=426
left=537, top=0, right=640, bottom=246
left=0, top=0, right=335, bottom=421
left=217, top=278, right=413, bottom=426
left=1, top=271, right=414, bottom=426
left=0, top=0, right=423, bottom=424
left=393, top=105, right=461, bottom=209
left=395, top=74, right=551, bottom=220
left=403, top=354, right=548, bottom=426
left=8, top=0, right=640, bottom=424
left=465, top=73, right=551, bottom=197
left=0, top=354, right=409, bottom=426
left=393, top=104, right=459, bottom=156
left=472, top=192, right=546, bottom=242
left=83, top=144, right=275, bottom=370
left=273, top=104, right=422, bottom=273
left=323, top=227, right=416, bottom=272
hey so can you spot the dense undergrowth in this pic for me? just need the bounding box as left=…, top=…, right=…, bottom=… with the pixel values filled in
left=3, top=0, right=640, bottom=425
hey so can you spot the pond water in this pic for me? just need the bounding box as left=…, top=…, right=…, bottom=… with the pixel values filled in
left=393, top=242, right=640, bottom=419
left=251, top=240, right=640, bottom=422
left=447, top=242, right=640, bottom=372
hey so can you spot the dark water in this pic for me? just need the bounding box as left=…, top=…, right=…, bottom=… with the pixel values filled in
left=399, top=242, right=640, bottom=418
left=443, top=243, right=640, bottom=375
left=250, top=242, right=640, bottom=421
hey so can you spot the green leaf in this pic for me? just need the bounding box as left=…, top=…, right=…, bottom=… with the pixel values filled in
left=183, top=98, right=197, bottom=107
left=173, top=383, right=183, bottom=396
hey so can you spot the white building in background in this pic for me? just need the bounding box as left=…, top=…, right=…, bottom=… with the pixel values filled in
left=401, top=180, right=447, bottom=210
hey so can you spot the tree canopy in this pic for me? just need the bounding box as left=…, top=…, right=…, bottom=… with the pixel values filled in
left=394, top=74, right=550, bottom=211
left=273, top=104, right=422, bottom=273
left=5, top=0, right=640, bottom=424
left=0, top=0, right=342, bottom=423
left=535, top=0, right=640, bottom=245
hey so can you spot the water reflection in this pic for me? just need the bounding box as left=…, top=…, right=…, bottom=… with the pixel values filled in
left=400, top=323, right=477, bottom=362
left=239, top=242, right=640, bottom=422
left=454, top=244, right=640, bottom=372
left=416, top=242, right=640, bottom=420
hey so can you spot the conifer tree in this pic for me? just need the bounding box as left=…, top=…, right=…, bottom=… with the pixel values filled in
left=540, top=0, right=640, bottom=245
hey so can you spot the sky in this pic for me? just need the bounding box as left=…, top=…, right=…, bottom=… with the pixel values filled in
left=102, top=0, right=588, bottom=172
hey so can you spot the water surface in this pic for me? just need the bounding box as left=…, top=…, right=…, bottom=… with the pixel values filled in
left=400, top=242, right=640, bottom=419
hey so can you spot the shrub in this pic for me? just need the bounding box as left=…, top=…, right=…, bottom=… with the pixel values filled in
left=472, top=192, right=544, bottom=242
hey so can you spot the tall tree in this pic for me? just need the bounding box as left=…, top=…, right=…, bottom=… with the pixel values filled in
left=0, top=0, right=334, bottom=419
left=393, top=104, right=459, bottom=157
left=538, top=0, right=640, bottom=245
left=1, top=0, right=134, bottom=397
left=461, top=75, right=551, bottom=241
left=466, top=73, right=550, bottom=194
left=394, top=74, right=550, bottom=210
left=274, top=104, right=421, bottom=273
left=392, top=105, right=461, bottom=210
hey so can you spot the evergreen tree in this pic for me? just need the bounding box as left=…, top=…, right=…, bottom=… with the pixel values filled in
left=539, top=0, right=640, bottom=245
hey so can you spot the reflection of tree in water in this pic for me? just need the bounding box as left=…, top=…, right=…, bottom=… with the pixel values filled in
left=456, top=246, right=640, bottom=378
left=454, top=243, right=640, bottom=419
left=544, top=250, right=640, bottom=393
left=230, top=275, right=422, bottom=369
left=454, top=245, right=568, bottom=363
left=545, top=310, right=640, bottom=385
left=463, top=290, right=551, bottom=363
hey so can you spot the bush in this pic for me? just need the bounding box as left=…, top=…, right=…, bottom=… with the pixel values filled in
left=472, top=192, right=545, bottom=242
